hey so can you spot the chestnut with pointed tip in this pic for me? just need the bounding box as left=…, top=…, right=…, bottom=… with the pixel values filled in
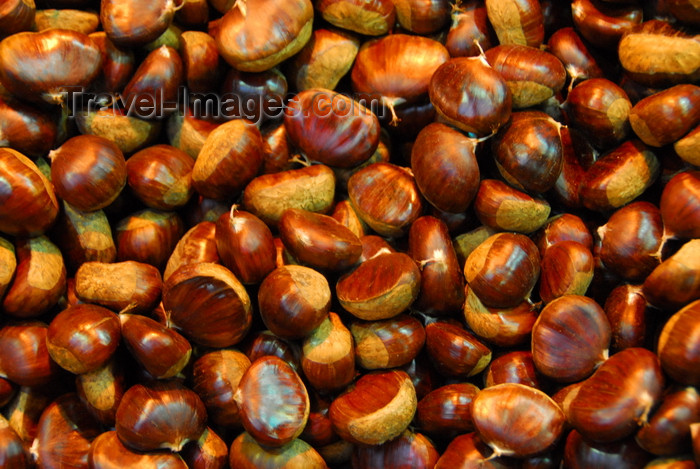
left=101, top=0, right=179, bottom=47
left=89, top=430, right=188, bottom=469
left=115, top=380, right=207, bottom=452
left=473, top=179, right=551, bottom=234
left=532, top=295, right=611, bottom=383
left=316, top=0, right=396, bottom=36
left=415, top=383, right=480, bottom=438
left=302, top=312, right=356, bottom=392
left=351, top=313, right=425, bottom=370
left=234, top=355, right=310, bottom=448
left=164, top=221, right=219, bottom=282
left=659, top=170, right=700, bottom=240
left=485, top=0, right=545, bottom=48
left=657, top=299, right=700, bottom=386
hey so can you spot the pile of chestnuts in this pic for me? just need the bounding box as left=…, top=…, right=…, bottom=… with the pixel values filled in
left=0, top=0, right=699, bottom=467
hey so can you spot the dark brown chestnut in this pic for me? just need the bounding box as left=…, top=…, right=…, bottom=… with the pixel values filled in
left=301, top=312, right=356, bottom=392
left=657, top=299, right=700, bottom=386
left=425, top=321, right=492, bottom=378
left=351, top=313, right=425, bottom=370
left=415, top=383, right=480, bottom=438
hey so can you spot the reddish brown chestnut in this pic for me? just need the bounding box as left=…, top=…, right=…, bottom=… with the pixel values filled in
left=46, top=304, right=121, bottom=375
left=532, top=295, right=611, bottom=383
left=302, top=312, right=356, bottom=392
left=660, top=170, right=700, bottom=240
left=234, top=355, right=310, bottom=448
left=415, top=383, right=480, bottom=438
left=351, top=314, right=425, bottom=370
left=89, top=430, right=188, bottom=469
left=115, top=380, right=207, bottom=452
left=472, top=383, right=565, bottom=457
left=657, top=299, right=700, bottom=386
left=425, top=321, right=492, bottom=378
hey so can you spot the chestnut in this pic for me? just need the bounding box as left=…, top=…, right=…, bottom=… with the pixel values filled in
left=101, top=0, right=178, bottom=47
left=410, top=123, right=480, bottom=214
left=89, top=31, right=135, bottom=92
left=316, top=0, right=396, bottom=36
left=301, top=312, right=356, bottom=392
left=534, top=213, right=593, bottom=258
left=193, top=119, right=263, bottom=201
left=229, top=431, right=327, bottom=469
left=0, top=0, right=35, bottom=36
left=351, top=313, right=425, bottom=370
left=120, top=314, right=192, bottom=380
left=642, top=239, right=700, bottom=310
left=659, top=170, right=700, bottom=240
left=435, top=432, right=516, bottom=468
left=445, top=1, right=498, bottom=57
left=472, top=383, right=565, bottom=457
left=539, top=241, right=594, bottom=303
left=563, top=430, right=653, bottom=468
left=603, top=284, right=650, bottom=352
left=567, top=347, right=665, bottom=443
left=181, top=30, right=223, bottom=94
left=115, top=209, right=184, bottom=270
left=243, top=330, right=303, bottom=376
left=49, top=134, right=126, bottom=212
left=180, top=427, right=228, bottom=469
left=279, top=208, right=363, bottom=272
left=216, top=0, right=313, bottom=72
left=464, top=232, right=541, bottom=309
left=0, top=414, right=28, bottom=469
left=424, top=321, right=492, bottom=378
left=164, top=221, right=219, bottom=282
left=242, top=163, right=336, bottom=227
left=429, top=56, right=512, bottom=137
left=532, top=295, right=611, bottom=383
left=329, top=370, right=417, bottom=446
left=393, top=0, right=450, bottom=34
left=473, top=179, right=551, bottom=234
left=0, top=148, right=59, bottom=237
left=258, top=265, right=331, bottom=340
left=352, top=429, right=439, bottom=469
left=336, top=251, right=421, bottom=321
left=46, top=304, right=121, bottom=375
left=75, top=107, right=162, bottom=155
left=547, top=27, right=604, bottom=83
left=74, top=260, right=162, bottom=314
left=216, top=208, right=275, bottom=284
left=485, top=351, right=543, bottom=390
left=219, top=64, right=288, bottom=124
left=415, top=383, right=480, bottom=438
left=657, top=299, right=700, bottom=386
left=115, top=380, right=207, bottom=452
left=89, top=430, right=188, bottom=469
left=571, top=0, right=642, bottom=49
left=163, top=262, right=252, bottom=348
left=75, top=358, right=126, bottom=427
left=234, top=355, right=310, bottom=448
left=285, top=88, right=380, bottom=167
left=348, top=162, right=424, bottom=238
left=0, top=93, right=58, bottom=157
left=485, top=0, right=544, bottom=48
left=0, top=29, right=102, bottom=105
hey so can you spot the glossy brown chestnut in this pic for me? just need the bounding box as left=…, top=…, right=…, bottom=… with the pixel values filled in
left=101, top=0, right=178, bottom=47
left=393, top=0, right=450, bottom=33
left=0, top=29, right=102, bottom=104
left=352, top=429, right=440, bottom=469
left=415, top=383, right=480, bottom=437
left=0, top=0, right=35, bottom=36
left=329, top=369, right=417, bottom=446
left=539, top=240, right=595, bottom=303
left=635, top=386, right=700, bottom=456
left=164, top=221, right=219, bottom=282
left=485, top=351, right=543, bottom=390
left=285, top=88, right=380, bottom=167
left=279, top=208, right=363, bottom=272
left=243, top=330, right=303, bottom=376
left=181, top=31, right=222, bottom=94
left=216, top=0, right=313, bottom=72
left=642, top=239, right=700, bottom=310
left=435, top=432, right=517, bottom=468
left=425, top=321, right=492, bottom=378
left=35, top=393, right=101, bottom=469
left=302, top=312, right=356, bottom=392
left=180, top=427, right=228, bottom=469
left=75, top=107, right=162, bottom=155
left=120, top=314, right=191, bottom=380
left=485, top=0, right=544, bottom=47
left=229, top=431, right=328, bottom=469
left=660, top=170, right=700, bottom=240
left=191, top=349, right=250, bottom=429
left=234, top=355, right=310, bottom=448
left=532, top=295, right=611, bottom=383
left=49, top=134, right=126, bottom=212
left=348, top=162, right=424, bottom=238
left=473, top=179, right=551, bottom=233
left=410, top=123, right=480, bottom=214
left=0, top=321, right=60, bottom=387
left=126, top=144, right=194, bottom=211
left=445, top=1, right=498, bottom=57
left=89, top=430, right=188, bottom=469
left=0, top=94, right=58, bottom=157
left=657, top=299, right=700, bottom=386
left=485, top=46, right=566, bottom=109
left=89, top=32, right=135, bottom=92
left=116, top=380, right=207, bottom=452
left=565, top=78, right=632, bottom=150
left=0, top=236, right=14, bottom=302
left=46, top=304, right=120, bottom=375
left=563, top=430, right=653, bottom=469
left=0, top=414, right=28, bottom=469
left=351, top=313, right=425, bottom=370
left=472, top=383, right=565, bottom=457
left=629, top=84, right=700, bottom=148
left=0, top=148, right=58, bottom=237
left=491, top=111, right=563, bottom=193
left=243, top=163, right=336, bottom=227
left=580, top=139, right=660, bottom=212
left=350, top=34, right=449, bottom=123
left=218, top=67, right=287, bottom=123
left=429, top=56, right=512, bottom=137
left=464, top=232, right=540, bottom=308
left=603, top=284, right=649, bottom=352
left=2, top=235, right=66, bottom=318
left=258, top=264, right=331, bottom=339
left=547, top=27, right=604, bottom=83
left=164, top=262, right=252, bottom=348
left=534, top=213, right=593, bottom=258
left=567, top=347, right=665, bottom=443
left=336, top=251, right=421, bottom=320
left=115, top=209, right=184, bottom=270
left=216, top=208, right=276, bottom=283
left=571, top=0, right=642, bottom=49
left=193, top=119, right=263, bottom=201
left=463, top=285, right=539, bottom=347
